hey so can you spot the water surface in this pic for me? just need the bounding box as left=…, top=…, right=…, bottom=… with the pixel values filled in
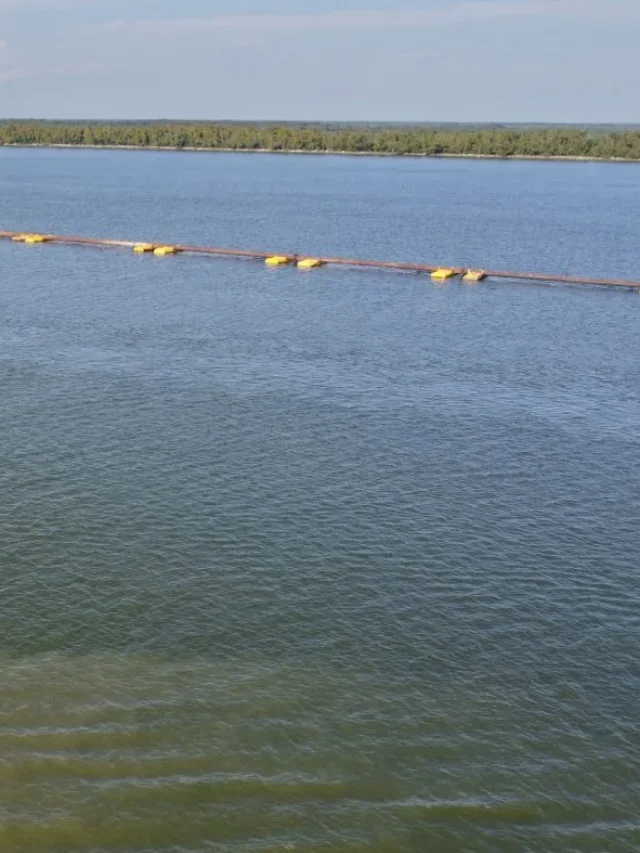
left=1, top=149, right=639, bottom=852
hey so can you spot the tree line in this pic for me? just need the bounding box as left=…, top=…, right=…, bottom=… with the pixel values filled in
left=1, top=122, right=640, bottom=160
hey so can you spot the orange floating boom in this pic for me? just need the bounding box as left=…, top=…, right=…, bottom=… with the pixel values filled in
left=1, top=230, right=639, bottom=291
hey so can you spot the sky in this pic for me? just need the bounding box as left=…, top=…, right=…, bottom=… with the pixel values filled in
left=0, top=0, right=638, bottom=123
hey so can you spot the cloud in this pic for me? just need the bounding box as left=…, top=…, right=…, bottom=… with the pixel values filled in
left=104, top=4, right=530, bottom=35
left=0, top=60, right=106, bottom=83
left=0, top=0, right=54, bottom=8
left=0, top=68, right=24, bottom=81
left=101, top=0, right=640, bottom=38
left=0, top=0, right=113, bottom=8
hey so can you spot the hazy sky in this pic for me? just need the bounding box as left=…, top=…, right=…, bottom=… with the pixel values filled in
left=0, top=0, right=638, bottom=122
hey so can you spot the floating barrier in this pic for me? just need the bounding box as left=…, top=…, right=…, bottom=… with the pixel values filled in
left=2, top=230, right=639, bottom=291
left=265, top=255, right=293, bottom=266
left=431, top=268, right=456, bottom=281
left=12, top=233, right=49, bottom=243
left=463, top=269, right=486, bottom=283
left=133, top=243, right=155, bottom=253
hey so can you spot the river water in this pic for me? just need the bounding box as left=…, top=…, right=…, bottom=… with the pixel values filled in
left=1, top=148, right=639, bottom=852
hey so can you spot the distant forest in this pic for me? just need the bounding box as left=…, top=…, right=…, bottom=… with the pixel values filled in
left=2, top=122, right=640, bottom=160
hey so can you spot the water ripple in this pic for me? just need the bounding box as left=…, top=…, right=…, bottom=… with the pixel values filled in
left=1, top=151, right=640, bottom=851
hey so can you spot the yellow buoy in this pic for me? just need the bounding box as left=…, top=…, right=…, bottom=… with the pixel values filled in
left=153, top=246, right=179, bottom=256
left=297, top=258, right=324, bottom=270
left=431, top=268, right=456, bottom=281
left=133, top=243, right=155, bottom=254
left=265, top=255, right=293, bottom=266
left=14, top=233, right=49, bottom=243
left=462, top=269, right=486, bottom=283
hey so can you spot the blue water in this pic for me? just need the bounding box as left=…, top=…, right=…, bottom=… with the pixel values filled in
left=1, top=148, right=639, bottom=852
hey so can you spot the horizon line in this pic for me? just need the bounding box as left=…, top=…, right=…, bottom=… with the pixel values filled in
left=2, top=118, right=640, bottom=128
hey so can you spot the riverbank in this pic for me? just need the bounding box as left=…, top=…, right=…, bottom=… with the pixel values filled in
left=2, top=142, right=639, bottom=164
left=2, top=122, right=640, bottom=161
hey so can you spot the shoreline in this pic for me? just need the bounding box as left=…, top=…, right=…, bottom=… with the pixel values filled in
left=1, top=142, right=639, bottom=164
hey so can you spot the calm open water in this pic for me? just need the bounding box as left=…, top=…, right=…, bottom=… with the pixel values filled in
left=1, top=149, right=639, bottom=852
